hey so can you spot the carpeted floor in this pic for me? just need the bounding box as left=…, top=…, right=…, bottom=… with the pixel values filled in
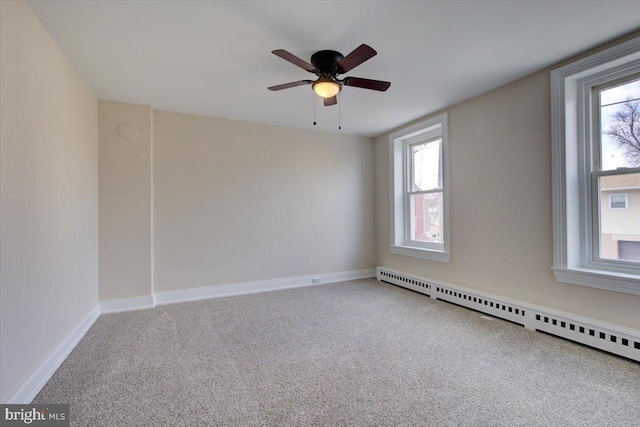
left=34, top=279, right=640, bottom=426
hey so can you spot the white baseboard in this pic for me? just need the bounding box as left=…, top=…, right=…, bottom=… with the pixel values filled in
left=98, top=269, right=376, bottom=308
left=319, top=269, right=377, bottom=284
left=377, top=267, right=640, bottom=362
left=100, top=295, right=155, bottom=314
left=155, top=268, right=376, bottom=306
left=4, top=304, right=100, bottom=404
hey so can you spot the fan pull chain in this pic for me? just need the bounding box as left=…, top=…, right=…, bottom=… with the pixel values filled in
left=313, top=95, right=317, bottom=126
left=338, top=96, right=341, bottom=130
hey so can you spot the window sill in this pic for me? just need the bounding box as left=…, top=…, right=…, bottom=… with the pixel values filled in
left=390, top=245, right=450, bottom=263
left=552, top=267, right=640, bottom=296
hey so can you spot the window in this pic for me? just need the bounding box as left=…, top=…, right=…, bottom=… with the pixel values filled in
left=609, top=194, right=628, bottom=209
left=551, top=36, right=640, bottom=295
left=390, top=113, right=450, bottom=262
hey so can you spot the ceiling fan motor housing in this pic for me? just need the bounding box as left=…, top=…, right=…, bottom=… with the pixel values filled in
left=310, top=50, right=344, bottom=75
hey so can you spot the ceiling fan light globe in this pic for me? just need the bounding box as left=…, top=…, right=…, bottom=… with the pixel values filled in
left=313, top=81, right=341, bottom=98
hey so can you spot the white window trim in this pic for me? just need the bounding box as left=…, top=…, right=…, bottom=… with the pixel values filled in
left=551, top=36, right=640, bottom=295
left=608, top=193, right=628, bottom=209
left=389, top=113, right=450, bottom=262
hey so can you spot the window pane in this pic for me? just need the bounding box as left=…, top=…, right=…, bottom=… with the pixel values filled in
left=600, top=78, right=640, bottom=171
left=411, top=139, right=442, bottom=192
left=599, top=173, right=640, bottom=262
left=409, top=192, right=443, bottom=243
left=609, top=194, right=627, bottom=209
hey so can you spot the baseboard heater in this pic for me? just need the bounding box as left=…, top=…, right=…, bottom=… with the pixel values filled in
left=377, top=267, right=640, bottom=362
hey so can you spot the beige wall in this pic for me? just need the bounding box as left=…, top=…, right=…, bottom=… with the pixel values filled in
left=98, top=101, right=153, bottom=300
left=153, top=110, right=375, bottom=292
left=374, top=50, right=640, bottom=329
left=0, top=0, right=98, bottom=402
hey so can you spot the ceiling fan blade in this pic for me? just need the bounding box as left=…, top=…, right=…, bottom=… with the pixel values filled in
left=336, top=44, right=377, bottom=73
left=343, top=77, right=390, bottom=92
left=268, top=80, right=313, bottom=91
left=272, top=49, right=316, bottom=72
left=323, top=96, right=337, bottom=107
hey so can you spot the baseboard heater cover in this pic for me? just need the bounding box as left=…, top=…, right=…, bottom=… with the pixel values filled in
left=377, top=267, right=640, bottom=362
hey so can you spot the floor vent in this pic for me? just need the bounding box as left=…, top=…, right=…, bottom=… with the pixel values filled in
left=376, top=267, right=639, bottom=362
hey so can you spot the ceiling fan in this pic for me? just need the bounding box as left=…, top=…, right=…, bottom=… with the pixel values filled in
left=268, top=44, right=391, bottom=106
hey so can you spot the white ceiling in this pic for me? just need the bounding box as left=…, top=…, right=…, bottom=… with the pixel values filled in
left=26, top=1, right=640, bottom=137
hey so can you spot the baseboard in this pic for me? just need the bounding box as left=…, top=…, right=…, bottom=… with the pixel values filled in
left=100, top=295, right=155, bottom=314
left=3, top=304, right=100, bottom=404
left=155, top=268, right=376, bottom=306
left=377, top=267, right=640, bottom=362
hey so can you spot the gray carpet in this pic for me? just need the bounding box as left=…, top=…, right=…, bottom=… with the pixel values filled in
left=34, top=279, right=640, bottom=426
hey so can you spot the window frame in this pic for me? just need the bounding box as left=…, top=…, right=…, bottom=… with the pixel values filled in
left=550, top=36, right=640, bottom=295
left=389, top=113, right=450, bottom=262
